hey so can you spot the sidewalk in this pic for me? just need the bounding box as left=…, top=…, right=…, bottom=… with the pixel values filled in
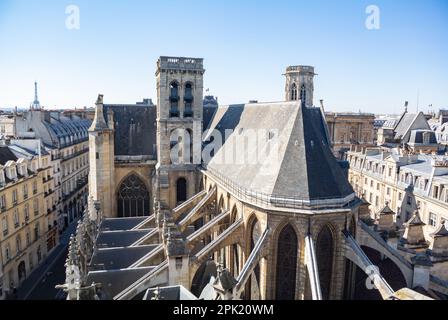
left=16, top=219, right=79, bottom=300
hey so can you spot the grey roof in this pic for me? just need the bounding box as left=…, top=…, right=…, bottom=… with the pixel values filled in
left=143, top=286, right=198, bottom=300
left=380, top=204, right=394, bottom=215
left=104, top=104, right=156, bottom=157
left=204, top=102, right=353, bottom=201
left=382, top=119, right=398, bottom=129
left=96, top=230, right=152, bottom=248
left=0, top=147, right=18, bottom=165
left=90, top=245, right=158, bottom=270
left=203, top=105, right=218, bottom=131
left=101, top=217, right=149, bottom=231
left=407, top=210, right=425, bottom=226
left=86, top=267, right=154, bottom=300
left=431, top=223, right=448, bottom=237
left=394, top=113, right=417, bottom=139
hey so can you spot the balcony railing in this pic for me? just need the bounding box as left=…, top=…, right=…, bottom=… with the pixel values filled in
left=202, top=164, right=356, bottom=210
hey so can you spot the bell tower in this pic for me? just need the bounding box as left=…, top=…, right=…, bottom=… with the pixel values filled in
left=155, top=56, right=205, bottom=209
left=284, top=65, right=316, bottom=107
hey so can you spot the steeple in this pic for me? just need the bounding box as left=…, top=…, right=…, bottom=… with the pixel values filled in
left=31, top=81, right=41, bottom=110
left=89, top=94, right=109, bottom=131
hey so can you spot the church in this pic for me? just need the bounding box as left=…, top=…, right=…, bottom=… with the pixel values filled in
left=60, top=57, right=431, bottom=300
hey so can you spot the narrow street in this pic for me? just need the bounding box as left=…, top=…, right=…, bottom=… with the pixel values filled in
left=16, top=219, right=79, bottom=300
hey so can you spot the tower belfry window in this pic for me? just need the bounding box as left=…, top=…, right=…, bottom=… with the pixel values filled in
left=169, top=82, right=180, bottom=117
left=184, top=83, right=194, bottom=118
left=291, top=83, right=298, bottom=101
left=300, top=84, right=306, bottom=106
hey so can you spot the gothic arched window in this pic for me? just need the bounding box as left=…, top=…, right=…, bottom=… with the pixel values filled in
left=169, top=82, right=180, bottom=117
left=275, top=224, right=298, bottom=300
left=300, top=84, right=306, bottom=106
left=176, top=178, right=187, bottom=204
left=245, top=217, right=261, bottom=299
left=316, top=225, right=334, bottom=300
left=291, top=83, right=298, bottom=101
left=184, top=82, right=194, bottom=117
left=117, top=174, right=150, bottom=217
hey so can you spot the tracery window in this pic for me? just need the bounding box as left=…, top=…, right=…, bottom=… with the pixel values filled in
left=300, top=84, right=306, bottom=106
left=184, top=82, right=194, bottom=117
left=317, top=225, right=334, bottom=300
left=176, top=178, right=187, bottom=205
left=117, top=174, right=150, bottom=217
left=290, top=83, right=298, bottom=101
left=169, top=82, right=180, bottom=117
left=275, top=224, right=297, bottom=300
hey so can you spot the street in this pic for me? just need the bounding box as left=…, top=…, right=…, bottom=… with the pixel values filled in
left=15, top=219, right=79, bottom=300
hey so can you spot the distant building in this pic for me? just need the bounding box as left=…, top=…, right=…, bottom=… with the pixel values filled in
left=324, top=112, right=376, bottom=159
left=347, top=146, right=448, bottom=284
left=0, top=86, right=92, bottom=232
left=377, top=105, right=432, bottom=149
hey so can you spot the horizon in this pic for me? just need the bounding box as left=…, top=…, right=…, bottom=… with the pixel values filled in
left=0, top=0, right=447, bottom=114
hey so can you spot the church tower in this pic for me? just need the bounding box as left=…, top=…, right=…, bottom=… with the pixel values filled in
left=88, top=94, right=115, bottom=219
left=155, top=57, right=205, bottom=209
left=284, top=65, right=316, bottom=107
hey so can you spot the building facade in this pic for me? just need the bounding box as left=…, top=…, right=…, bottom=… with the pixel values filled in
left=347, top=146, right=448, bottom=282
left=325, top=112, right=375, bottom=159
left=0, top=146, right=57, bottom=300
left=0, top=106, right=92, bottom=231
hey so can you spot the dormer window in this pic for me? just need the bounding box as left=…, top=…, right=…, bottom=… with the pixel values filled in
left=0, top=169, right=5, bottom=185
left=169, top=82, right=180, bottom=117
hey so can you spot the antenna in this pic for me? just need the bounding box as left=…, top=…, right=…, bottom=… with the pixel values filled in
left=416, top=89, right=420, bottom=113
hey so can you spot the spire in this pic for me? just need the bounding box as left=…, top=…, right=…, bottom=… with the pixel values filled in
left=89, top=94, right=109, bottom=131
left=31, top=81, right=41, bottom=110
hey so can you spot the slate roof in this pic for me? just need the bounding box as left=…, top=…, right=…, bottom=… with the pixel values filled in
left=143, top=286, right=198, bottom=300
left=394, top=113, right=417, bottom=139
left=101, top=217, right=149, bottom=231
left=204, top=101, right=353, bottom=201
left=86, top=267, right=155, bottom=300
left=104, top=104, right=157, bottom=157
left=379, top=204, right=394, bottom=215
left=96, top=230, right=152, bottom=248
left=407, top=210, right=425, bottom=226
left=431, top=223, right=448, bottom=237
left=0, top=147, right=18, bottom=165
left=90, top=245, right=158, bottom=271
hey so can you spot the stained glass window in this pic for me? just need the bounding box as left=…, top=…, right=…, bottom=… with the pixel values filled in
left=275, top=224, right=297, bottom=300
left=117, top=174, right=150, bottom=217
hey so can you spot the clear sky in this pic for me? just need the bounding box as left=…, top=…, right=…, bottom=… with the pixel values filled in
left=0, top=0, right=447, bottom=114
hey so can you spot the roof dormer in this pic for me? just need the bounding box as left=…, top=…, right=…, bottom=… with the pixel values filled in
left=4, top=160, right=17, bottom=181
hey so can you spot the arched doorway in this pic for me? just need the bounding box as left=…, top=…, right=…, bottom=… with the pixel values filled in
left=275, top=224, right=298, bottom=300
left=18, top=261, right=26, bottom=282
left=176, top=178, right=187, bottom=205
left=316, top=225, right=334, bottom=300
left=117, top=174, right=150, bottom=217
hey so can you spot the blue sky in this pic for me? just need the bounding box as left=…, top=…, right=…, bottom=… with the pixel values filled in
left=0, top=0, right=447, bottom=114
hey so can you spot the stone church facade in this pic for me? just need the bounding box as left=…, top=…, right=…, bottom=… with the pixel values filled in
left=62, top=57, right=433, bottom=300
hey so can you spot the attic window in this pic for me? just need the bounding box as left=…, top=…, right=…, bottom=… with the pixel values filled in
left=268, top=131, right=275, bottom=140
left=238, top=128, right=244, bottom=135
